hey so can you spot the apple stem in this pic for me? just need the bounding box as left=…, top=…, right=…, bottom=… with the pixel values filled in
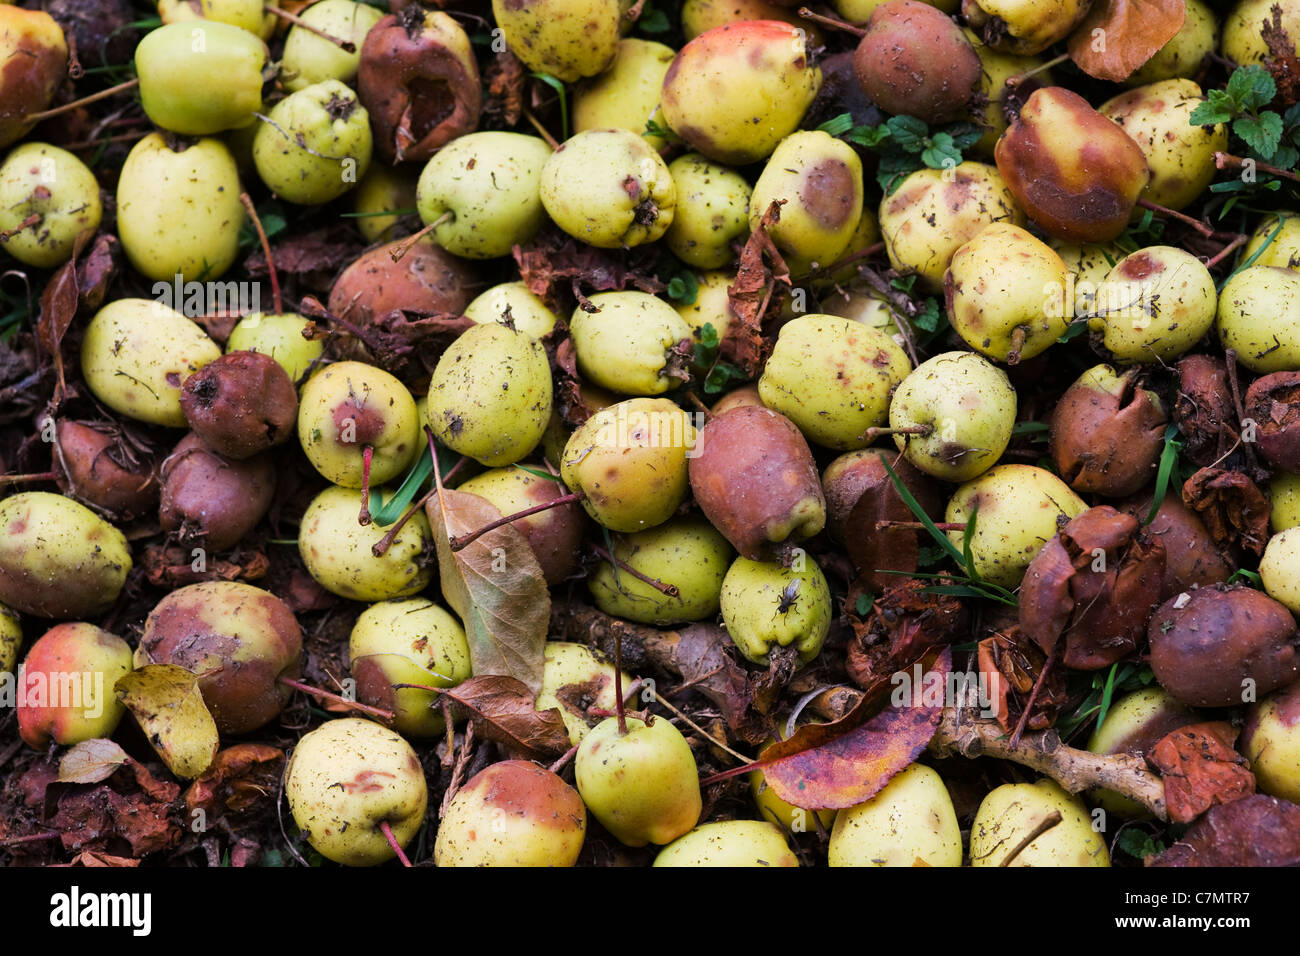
left=875, top=520, right=967, bottom=532
left=548, top=744, right=579, bottom=775
left=372, top=484, right=438, bottom=557
left=997, top=810, right=1062, bottom=866
left=0, top=471, right=57, bottom=486
left=859, top=423, right=932, bottom=444
left=520, top=107, right=561, bottom=151
left=277, top=676, right=395, bottom=722
left=0, top=214, right=42, bottom=243
left=23, top=78, right=140, bottom=124
left=1136, top=198, right=1215, bottom=238
left=1215, top=150, right=1300, bottom=183
left=590, top=543, right=680, bottom=596
left=650, top=692, right=754, bottom=765
left=623, top=0, right=648, bottom=21
left=358, top=445, right=375, bottom=526
left=1005, top=325, right=1028, bottom=365
left=613, top=630, right=628, bottom=736
left=795, top=241, right=886, bottom=281
left=389, top=213, right=452, bottom=263
left=448, top=491, right=584, bottom=551
left=265, top=5, right=357, bottom=52
left=239, top=192, right=283, bottom=315
left=796, top=6, right=865, bottom=36
left=1203, top=233, right=1248, bottom=270
left=1004, top=52, right=1069, bottom=88
left=378, top=820, right=413, bottom=867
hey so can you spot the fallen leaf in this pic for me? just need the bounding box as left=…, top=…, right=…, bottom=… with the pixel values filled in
left=185, top=744, right=284, bottom=823
left=845, top=580, right=967, bottom=691
left=1067, top=0, right=1186, bottom=82
left=1148, top=721, right=1255, bottom=823
left=977, top=627, right=1069, bottom=733
left=428, top=486, right=549, bottom=697
left=1262, top=4, right=1300, bottom=108
left=483, top=47, right=525, bottom=126
left=115, top=664, right=220, bottom=780
left=58, top=739, right=130, bottom=785
left=142, top=543, right=269, bottom=588
left=512, top=226, right=664, bottom=314
left=74, top=233, right=118, bottom=311
left=725, top=200, right=788, bottom=376
left=66, top=850, right=140, bottom=868
left=755, top=647, right=950, bottom=810
left=443, top=674, right=571, bottom=760
left=36, top=229, right=91, bottom=404
left=1149, top=794, right=1300, bottom=866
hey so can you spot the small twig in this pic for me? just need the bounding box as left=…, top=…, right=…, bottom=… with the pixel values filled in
left=448, top=491, right=584, bottom=551
left=0, top=830, right=60, bottom=847
left=521, top=106, right=560, bottom=150
left=997, top=811, right=1062, bottom=866
left=389, top=212, right=451, bottom=263
left=0, top=214, right=41, bottom=243
left=379, top=821, right=412, bottom=867
left=438, top=720, right=475, bottom=818
left=239, top=192, right=282, bottom=315
left=357, top=445, right=375, bottom=527
left=549, top=744, right=579, bottom=775
left=649, top=692, right=753, bottom=765
left=796, top=6, right=865, bottom=35
left=874, top=520, right=967, bottom=532
left=590, top=543, right=680, bottom=597
left=265, top=5, right=356, bottom=51
left=1203, top=233, right=1248, bottom=270
left=1136, top=198, right=1215, bottom=238
left=859, top=424, right=932, bottom=444
left=0, top=471, right=57, bottom=486
left=1010, top=646, right=1056, bottom=749
left=23, top=78, right=139, bottom=124
left=1005, top=52, right=1069, bottom=87
left=1215, top=151, right=1300, bottom=183
left=278, top=676, right=395, bottom=722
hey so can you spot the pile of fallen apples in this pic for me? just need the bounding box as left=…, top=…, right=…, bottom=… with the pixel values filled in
left=1, top=0, right=1300, bottom=868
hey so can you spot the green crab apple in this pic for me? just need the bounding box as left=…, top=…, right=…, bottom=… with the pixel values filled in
left=135, top=20, right=265, bottom=134
left=0, top=143, right=101, bottom=269
left=253, top=80, right=372, bottom=206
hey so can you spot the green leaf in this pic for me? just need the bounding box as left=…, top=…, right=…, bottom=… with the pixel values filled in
left=644, top=116, right=682, bottom=143
left=637, top=1, right=670, bottom=33
left=703, top=361, right=747, bottom=394
left=961, top=503, right=982, bottom=585
left=697, top=321, right=720, bottom=351
left=1095, top=662, right=1124, bottom=730
left=1116, top=828, right=1165, bottom=860
left=1189, top=92, right=1234, bottom=128
left=1235, top=111, right=1284, bottom=161
left=890, top=274, right=918, bottom=294
left=666, top=270, right=699, bottom=304
left=1011, top=421, right=1050, bottom=436
left=881, top=459, right=968, bottom=570
left=913, top=298, right=942, bottom=333
left=1226, top=65, right=1276, bottom=113
left=530, top=72, right=569, bottom=140
left=1227, top=567, right=1263, bottom=588
left=855, top=593, right=874, bottom=616
left=921, top=134, right=962, bottom=170
left=886, top=115, right=929, bottom=152
left=876, top=151, right=922, bottom=194
left=1144, top=423, right=1183, bottom=525
left=818, top=113, right=855, bottom=137
left=943, top=122, right=985, bottom=151
left=845, top=123, right=892, bottom=149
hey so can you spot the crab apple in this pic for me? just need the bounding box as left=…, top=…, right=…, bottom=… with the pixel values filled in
left=962, top=0, right=1090, bottom=55
left=569, top=292, right=692, bottom=396
left=0, top=143, right=101, bottom=269
left=286, top=718, right=427, bottom=866
left=135, top=20, right=265, bottom=134
left=297, top=361, right=420, bottom=488
left=16, top=623, right=132, bottom=750
left=1217, top=266, right=1300, bottom=374
left=720, top=554, right=832, bottom=666
left=588, top=517, right=733, bottom=624
left=560, top=398, right=695, bottom=533
left=253, top=80, right=372, bottom=206
left=879, top=162, right=1022, bottom=292
left=574, top=38, right=675, bottom=146
left=575, top=714, right=702, bottom=847
left=225, top=312, right=324, bottom=384
left=416, top=131, right=551, bottom=259
left=349, top=598, right=470, bottom=738
left=181, top=351, right=298, bottom=459
left=689, top=405, right=826, bottom=560
left=758, top=314, right=911, bottom=450
left=540, top=129, right=675, bottom=249
left=1240, top=681, right=1300, bottom=804
left=995, top=86, right=1150, bottom=244
left=280, top=0, right=382, bottom=92
left=664, top=153, right=752, bottom=270
left=137, top=581, right=303, bottom=735
left=970, top=779, right=1110, bottom=866
left=54, top=420, right=160, bottom=520
left=655, top=821, right=798, bottom=866
left=945, top=221, right=1070, bottom=363
left=426, top=323, right=552, bottom=467
left=945, top=465, right=1087, bottom=588
left=660, top=21, right=821, bottom=166
left=1088, top=687, right=1199, bottom=817
left=749, top=130, right=863, bottom=271
left=464, top=282, right=558, bottom=341
left=889, top=351, right=1016, bottom=483
left=853, top=0, right=981, bottom=124
left=1128, top=0, right=1217, bottom=85
left=1050, top=365, right=1167, bottom=497
left=158, top=432, right=275, bottom=552
left=1089, top=246, right=1216, bottom=363
left=436, top=761, right=586, bottom=867
left=301, top=485, right=433, bottom=602
left=0, top=7, right=68, bottom=148
left=829, top=763, right=963, bottom=867
left=490, top=0, right=621, bottom=83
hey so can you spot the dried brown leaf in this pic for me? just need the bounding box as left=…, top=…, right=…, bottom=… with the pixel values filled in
left=725, top=200, right=788, bottom=376
left=445, top=674, right=571, bottom=760
left=1067, top=0, right=1186, bottom=82
left=58, top=739, right=130, bottom=785
left=428, top=487, right=549, bottom=697
left=1148, top=721, right=1255, bottom=823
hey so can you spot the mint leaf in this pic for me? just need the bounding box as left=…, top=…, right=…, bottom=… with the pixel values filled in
left=913, top=298, right=942, bottom=333
left=1226, top=65, right=1276, bottom=113
left=846, top=123, right=891, bottom=148
left=697, top=321, right=719, bottom=350
left=1189, top=93, right=1233, bottom=127
left=886, top=115, right=929, bottom=152
left=921, top=132, right=961, bottom=170
left=1236, top=110, right=1284, bottom=160
left=638, top=4, right=670, bottom=32
left=666, top=271, right=699, bottom=304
